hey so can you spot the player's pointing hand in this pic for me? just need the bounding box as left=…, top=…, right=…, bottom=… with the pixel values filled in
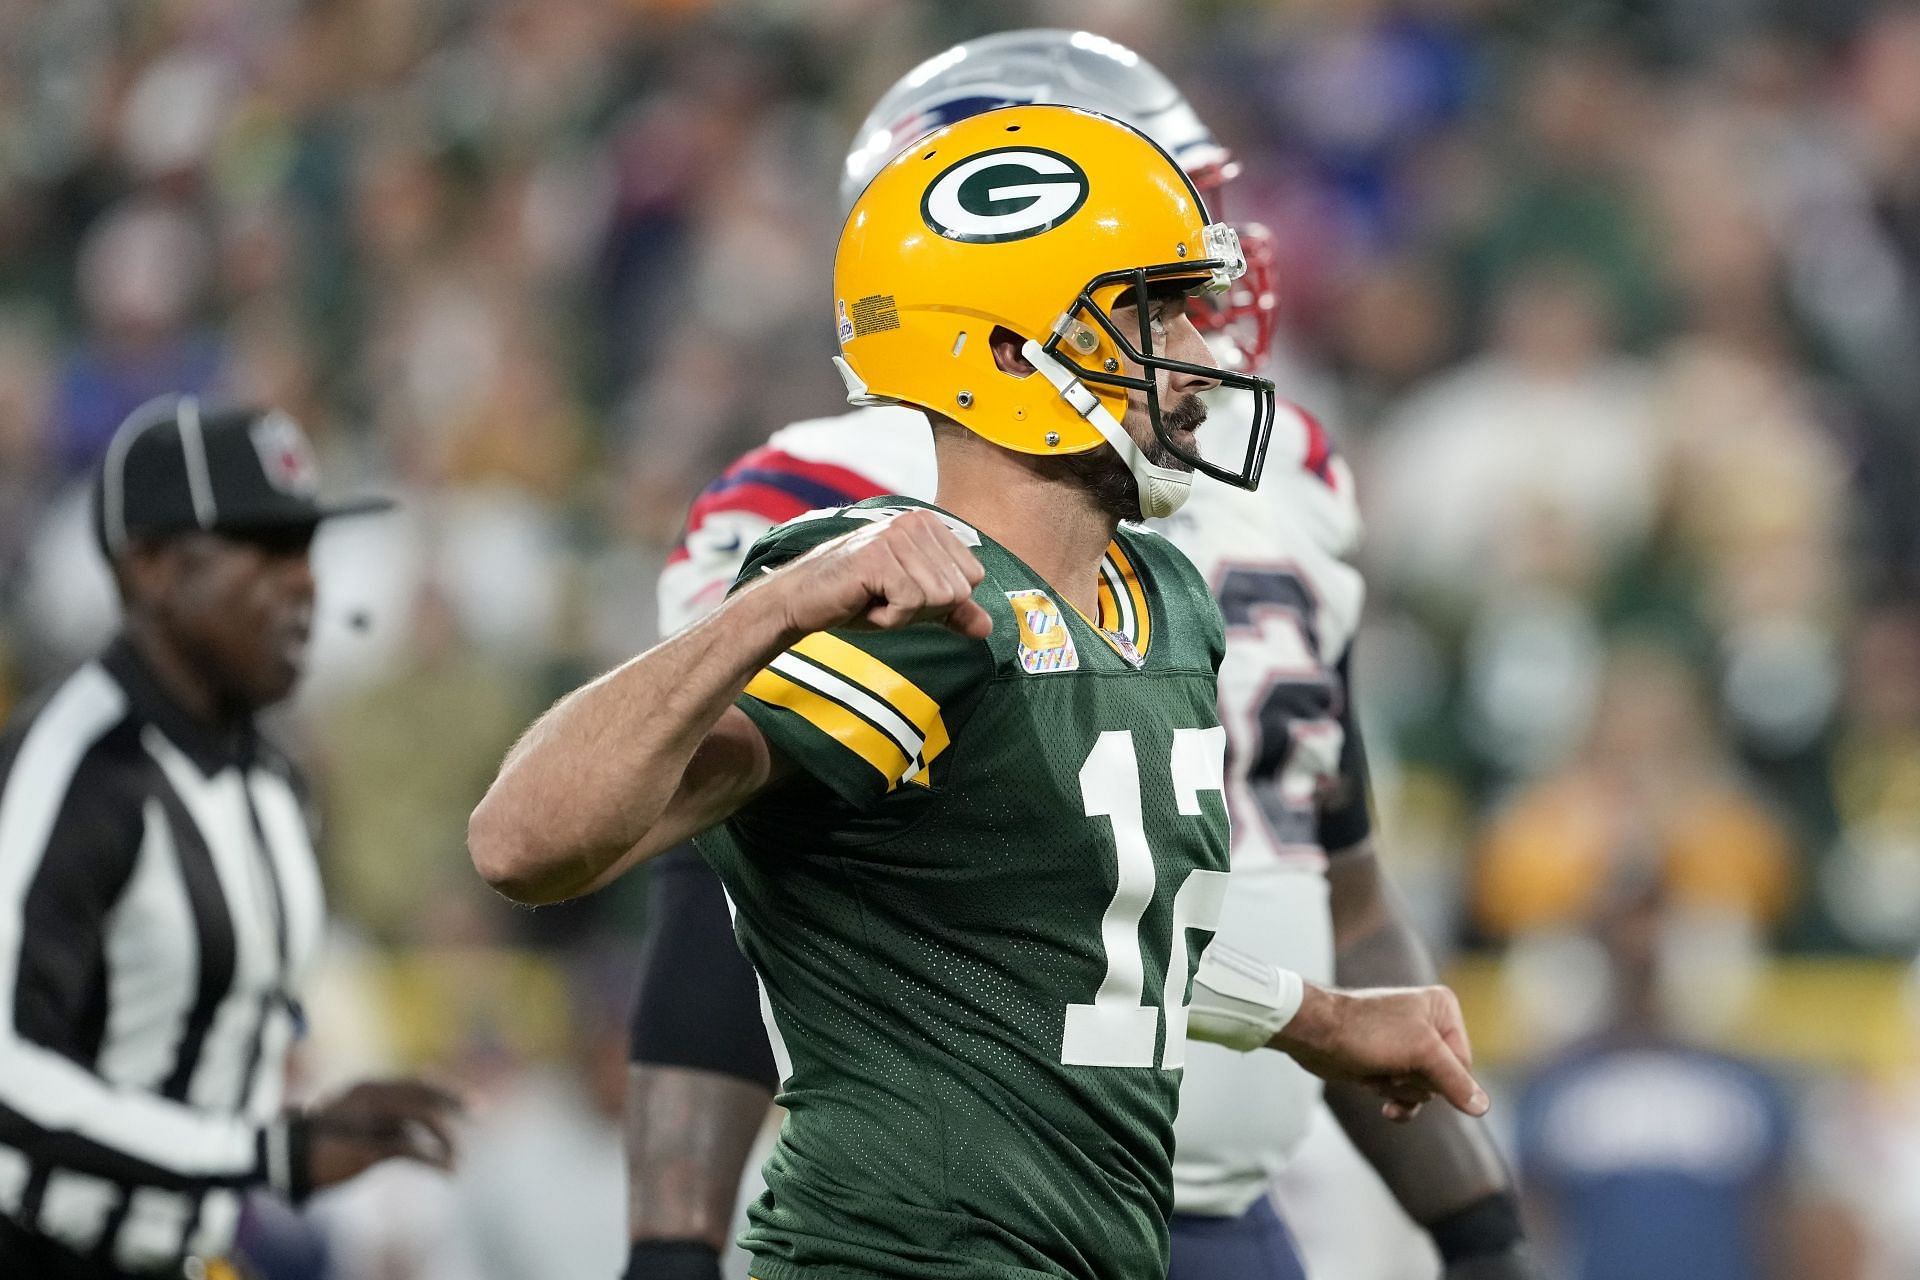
left=1273, top=983, right=1489, bottom=1123
left=770, top=509, right=993, bottom=640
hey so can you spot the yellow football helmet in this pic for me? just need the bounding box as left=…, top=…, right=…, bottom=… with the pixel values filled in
left=832, top=104, right=1276, bottom=517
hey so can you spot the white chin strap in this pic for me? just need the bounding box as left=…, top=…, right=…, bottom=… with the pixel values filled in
left=1023, top=340, right=1193, bottom=519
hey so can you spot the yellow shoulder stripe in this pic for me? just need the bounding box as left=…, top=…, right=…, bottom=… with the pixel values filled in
left=1095, top=575, right=1122, bottom=634
left=742, top=667, right=915, bottom=786
left=789, top=632, right=951, bottom=765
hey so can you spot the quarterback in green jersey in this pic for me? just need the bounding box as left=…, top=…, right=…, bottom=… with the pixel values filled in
left=471, top=106, right=1486, bottom=1280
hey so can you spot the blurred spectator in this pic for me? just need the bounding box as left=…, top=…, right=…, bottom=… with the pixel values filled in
left=1455, top=43, right=1669, bottom=350
left=318, top=584, right=540, bottom=943
left=1324, top=256, right=1454, bottom=430
left=0, top=310, right=58, bottom=577
left=1514, top=881, right=1819, bottom=1280
left=310, top=948, right=632, bottom=1280
left=1804, top=957, right=1920, bottom=1280
left=1818, top=606, right=1920, bottom=949
left=1475, top=636, right=1795, bottom=939
left=442, top=949, right=631, bottom=1279
left=1211, top=1, right=1475, bottom=280
left=1364, top=259, right=1661, bottom=609
left=50, top=199, right=227, bottom=476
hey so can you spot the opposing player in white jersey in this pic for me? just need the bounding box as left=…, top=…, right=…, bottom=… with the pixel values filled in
left=623, top=31, right=1533, bottom=1280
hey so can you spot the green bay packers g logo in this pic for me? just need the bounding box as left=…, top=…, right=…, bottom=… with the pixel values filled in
left=921, top=147, right=1090, bottom=244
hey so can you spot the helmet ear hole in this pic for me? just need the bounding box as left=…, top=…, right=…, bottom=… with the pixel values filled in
left=989, top=326, right=1037, bottom=377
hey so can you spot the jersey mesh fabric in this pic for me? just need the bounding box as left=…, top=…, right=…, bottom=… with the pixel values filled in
left=699, top=498, right=1231, bottom=1280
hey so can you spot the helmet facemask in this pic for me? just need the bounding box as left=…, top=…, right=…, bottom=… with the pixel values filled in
left=1038, top=223, right=1276, bottom=500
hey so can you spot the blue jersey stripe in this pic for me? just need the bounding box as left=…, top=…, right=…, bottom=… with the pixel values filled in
left=709, top=467, right=865, bottom=511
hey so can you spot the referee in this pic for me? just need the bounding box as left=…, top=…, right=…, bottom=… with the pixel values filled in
left=0, top=397, right=460, bottom=1279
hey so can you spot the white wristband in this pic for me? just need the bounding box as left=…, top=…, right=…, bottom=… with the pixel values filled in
left=1187, top=944, right=1306, bottom=1053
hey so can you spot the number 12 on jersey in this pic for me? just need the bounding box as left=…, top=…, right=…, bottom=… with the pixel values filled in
left=1063, top=727, right=1228, bottom=1071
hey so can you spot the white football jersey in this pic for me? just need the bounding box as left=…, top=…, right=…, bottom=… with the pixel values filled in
left=661, top=401, right=1367, bottom=1218
left=657, top=408, right=935, bottom=637
left=1149, top=426, right=1367, bottom=1215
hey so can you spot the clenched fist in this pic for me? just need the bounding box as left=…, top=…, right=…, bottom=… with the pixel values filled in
left=767, top=509, right=993, bottom=640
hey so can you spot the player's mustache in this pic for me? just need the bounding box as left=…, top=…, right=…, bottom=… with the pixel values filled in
left=1162, top=396, right=1208, bottom=437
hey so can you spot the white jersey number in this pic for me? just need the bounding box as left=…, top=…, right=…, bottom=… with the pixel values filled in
left=1061, top=728, right=1229, bottom=1071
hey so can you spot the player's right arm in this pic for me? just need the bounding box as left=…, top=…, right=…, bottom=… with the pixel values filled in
left=1190, top=944, right=1490, bottom=1121
left=468, top=509, right=992, bottom=905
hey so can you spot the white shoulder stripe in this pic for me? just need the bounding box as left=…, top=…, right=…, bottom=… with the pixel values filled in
left=768, top=652, right=925, bottom=767
left=1100, top=557, right=1137, bottom=639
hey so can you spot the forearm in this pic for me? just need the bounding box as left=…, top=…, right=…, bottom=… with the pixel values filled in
left=1324, top=1077, right=1513, bottom=1221
left=1326, top=850, right=1514, bottom=1223
left=0, top=1040, right=293, bottom=1195
left=1331, top=862, right=1438, bottom=990
left=626, top=1066, right=772, bottom=1251
left=469, top=580, right=794, bottom=904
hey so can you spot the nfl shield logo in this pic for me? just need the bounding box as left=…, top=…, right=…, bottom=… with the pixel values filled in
left=1104, top=629, right=1144, bottom=669
left=1005, top=589, right=1078, bottom=674
left=249, top=412, right=320, bottom=498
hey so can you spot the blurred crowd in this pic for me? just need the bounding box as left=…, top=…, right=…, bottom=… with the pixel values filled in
left=3, top=0, right=1920, bottom=1276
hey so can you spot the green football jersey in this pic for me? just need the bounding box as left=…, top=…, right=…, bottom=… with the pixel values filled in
left=697, top=497, right=1233, bottom=1280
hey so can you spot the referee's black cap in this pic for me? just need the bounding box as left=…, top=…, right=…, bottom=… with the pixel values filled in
left=93, top=395, right=393, bottom=558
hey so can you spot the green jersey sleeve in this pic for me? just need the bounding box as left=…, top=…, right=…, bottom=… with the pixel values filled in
left=730, top=508, right=994, bottom=811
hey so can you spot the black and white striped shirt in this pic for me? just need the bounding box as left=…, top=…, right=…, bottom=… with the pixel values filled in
left=0, top=638, right=325, bottom=1276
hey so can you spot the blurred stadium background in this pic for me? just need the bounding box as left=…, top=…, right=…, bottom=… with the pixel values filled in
left=2, top=0, right=1919, bottom=1275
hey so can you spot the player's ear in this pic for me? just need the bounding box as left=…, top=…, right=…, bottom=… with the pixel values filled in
left=116, top=537, right=178, bottom=612
left=989, top=326, right=1037, bottom=377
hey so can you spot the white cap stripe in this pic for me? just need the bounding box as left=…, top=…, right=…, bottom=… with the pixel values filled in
left=174, top=395, right=217, bottom=531
left=101, top=395, right=177, bottom=556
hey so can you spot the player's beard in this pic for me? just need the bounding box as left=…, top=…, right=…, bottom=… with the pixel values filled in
left=1040, top=394, right=1205, bottom=522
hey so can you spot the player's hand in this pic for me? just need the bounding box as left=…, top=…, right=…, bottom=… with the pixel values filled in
left=303, top=1078, right=463, bottom=1192
left=769, top=509, right=992, bottom=639
left=1273, top=984, right=1488, bottom=1123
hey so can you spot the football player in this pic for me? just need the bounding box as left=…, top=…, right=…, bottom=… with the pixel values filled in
left=471, top=103, right=1487, bottom=1280
left=623, top=32, right=1533, bottom=1280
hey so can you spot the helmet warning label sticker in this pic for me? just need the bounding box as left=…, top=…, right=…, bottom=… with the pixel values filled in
left=1006, top=589, right=1079, bottom=674
left=851, top=294, right=900, bottom=337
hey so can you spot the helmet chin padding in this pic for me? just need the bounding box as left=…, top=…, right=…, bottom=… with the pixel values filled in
left=1136, top=470, right=1195, bottom=520
left=1022, top=339, right=1193, bottom=518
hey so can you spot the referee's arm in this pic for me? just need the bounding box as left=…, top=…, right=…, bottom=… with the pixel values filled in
left=0, top=742, right=301, bottom=1203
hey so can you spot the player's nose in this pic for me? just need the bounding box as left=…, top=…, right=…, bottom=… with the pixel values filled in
left=1165, top=314, right=1222, bottom=396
